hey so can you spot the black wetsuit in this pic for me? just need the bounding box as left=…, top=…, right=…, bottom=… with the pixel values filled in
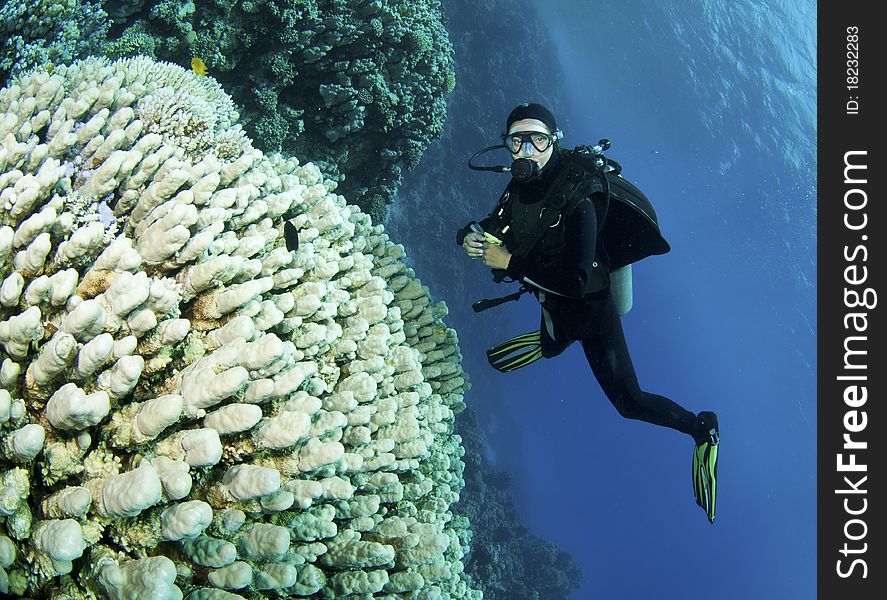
left=458, top=150, right=698, bottom=437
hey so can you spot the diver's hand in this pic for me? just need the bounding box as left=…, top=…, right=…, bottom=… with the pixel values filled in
left=462, top=231, right=485, bottom=259
left=482, top=243, right=511, bottom=270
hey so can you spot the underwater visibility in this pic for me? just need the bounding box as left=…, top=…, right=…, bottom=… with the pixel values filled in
left=0, top=1, right=815, bottom=599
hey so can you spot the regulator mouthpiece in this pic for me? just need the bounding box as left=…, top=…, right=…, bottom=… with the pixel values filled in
left=510, top=158, right=541, bottom=183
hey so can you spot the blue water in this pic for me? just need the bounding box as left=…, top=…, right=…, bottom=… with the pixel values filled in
left=393, top=1, right=816, bottom=598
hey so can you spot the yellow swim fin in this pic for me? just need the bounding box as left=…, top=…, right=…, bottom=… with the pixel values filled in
left=692, top=411, right=720, bottom=524
left=487, top=330, right=543, bottom=372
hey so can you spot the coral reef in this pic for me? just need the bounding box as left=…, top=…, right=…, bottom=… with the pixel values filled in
left=103, top=0, right=457, bottom=223
left=0, top=56, right=479, bottom=599
left=0, top=0, right=109, bottom=82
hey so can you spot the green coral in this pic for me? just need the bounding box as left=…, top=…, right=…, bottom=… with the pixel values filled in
left=253, top=113, right=291, bottom=151
left=150, top=0, right=196, bottom=28
left=253, top=87, right=279, bottom=112
left=370, top=17, right=385, bottom=38
left=102, top=22, right=158, bottom=58
left=445, top=71, right=457, bottom=93
left=403, top=29, right=435, bottom=58
left=402, top=140, right=426, bottom=170
left=190, top=30, right=236, bottom=73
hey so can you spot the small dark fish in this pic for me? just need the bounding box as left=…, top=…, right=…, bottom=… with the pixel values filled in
left=284, top=221, right=299, bottom=252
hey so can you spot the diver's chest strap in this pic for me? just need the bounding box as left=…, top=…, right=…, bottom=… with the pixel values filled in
left=509, top=162, right=600, bottom=259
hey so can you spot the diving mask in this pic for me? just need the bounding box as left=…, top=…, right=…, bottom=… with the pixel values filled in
left=467, top=127, right=562, bottom=183
left=503, top=131, right=556, bottom=154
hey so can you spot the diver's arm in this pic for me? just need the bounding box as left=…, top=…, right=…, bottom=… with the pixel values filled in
left=504, top=199, right=605, bottom=298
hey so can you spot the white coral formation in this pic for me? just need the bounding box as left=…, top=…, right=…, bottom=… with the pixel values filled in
left=31, top=518, right=86, bottom=575
left=0, top=57, right=475, bottom=600
left=45, top=383, right=110, bottom=430
left=160, top=500, right=213, bottom=541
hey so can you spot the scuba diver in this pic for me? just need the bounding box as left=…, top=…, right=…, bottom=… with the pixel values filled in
left=458, top=103, right=720, bottom=523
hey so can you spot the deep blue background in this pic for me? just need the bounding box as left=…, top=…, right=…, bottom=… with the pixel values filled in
left=389, top=1, right=816, bottom=598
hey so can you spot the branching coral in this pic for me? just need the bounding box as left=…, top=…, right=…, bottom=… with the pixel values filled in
left=0, top=57, right=478, bottom=599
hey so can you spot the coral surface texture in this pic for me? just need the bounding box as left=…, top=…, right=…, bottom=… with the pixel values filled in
left=0, top=56, right=479, bottom=600
left=104, top=0, right=457, bottom=223
left=0, top=0, right=109, bottom=82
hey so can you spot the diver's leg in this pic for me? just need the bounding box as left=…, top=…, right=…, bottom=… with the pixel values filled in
left=486, top=309, right=571, bottom=372
left=539, top=307, right=573, bottom=358
left=581, top=299, right=697, bottom=435
left=582, top=300, right=721, bottom=522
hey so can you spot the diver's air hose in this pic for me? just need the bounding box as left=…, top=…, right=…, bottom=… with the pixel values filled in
left=598, top=157, right=624, bottom=227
